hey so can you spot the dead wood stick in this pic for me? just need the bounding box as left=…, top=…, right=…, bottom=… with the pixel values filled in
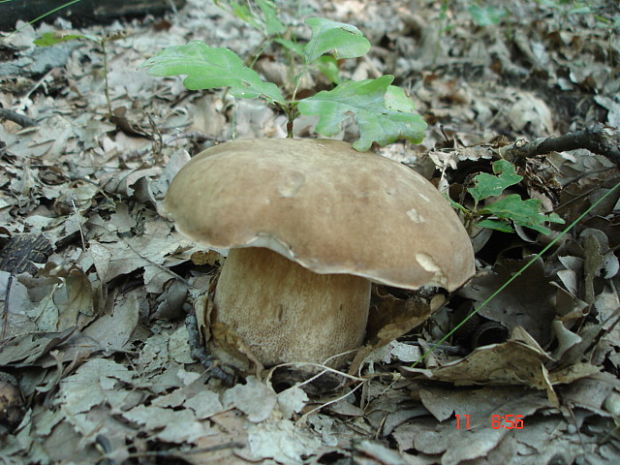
left=0, top=108, right=37, bottom=128
left=499, top=123, right=620, bottom=168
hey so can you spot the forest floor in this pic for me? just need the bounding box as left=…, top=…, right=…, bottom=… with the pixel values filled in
left=1, top=1, right=619, bottom=464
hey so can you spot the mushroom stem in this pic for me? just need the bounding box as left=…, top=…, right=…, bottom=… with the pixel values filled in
left=212, top=247, right=370, bottom=366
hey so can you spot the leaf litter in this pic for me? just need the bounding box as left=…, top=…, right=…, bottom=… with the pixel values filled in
left=1, top=0, right=619, bottom=464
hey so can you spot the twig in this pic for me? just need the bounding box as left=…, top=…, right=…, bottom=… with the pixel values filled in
left=0, top=108, right=37, bottom=127
left=24, top=69, right=53, bottom=100
left=499, top=124, right=620, bottom=168
left=1, top=275, right=13, bottom=340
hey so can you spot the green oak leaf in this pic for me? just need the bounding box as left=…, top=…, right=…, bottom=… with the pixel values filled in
left=274, top=38, right=305, bottom=56
left=304, top=17, right=370, bottom=63
left=143, top=40, right=285, bottom=104
left=447, top=196, right=470, bottom=214
left=297, top=75, right=427, bottom=151
left=229, top=2, right=255, bottom=24
left=468, top=159, right=523, bottom=203
left=256, top=0, right=286, bottom=35
left=385, top=85, right=417, bottom=113
left=479, top=194, right=565, bottom=235
left=229, top=0, right=285, bottom=35
left=316, top=55, right=341, bottom=84
left=476, top=219, right=515, bottom=233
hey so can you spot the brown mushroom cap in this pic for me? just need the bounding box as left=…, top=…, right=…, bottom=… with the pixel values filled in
left=164, top=138, right=474, bottom=291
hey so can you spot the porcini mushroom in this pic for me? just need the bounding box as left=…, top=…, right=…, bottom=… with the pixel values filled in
left=164, top=138, right=474, bottom=367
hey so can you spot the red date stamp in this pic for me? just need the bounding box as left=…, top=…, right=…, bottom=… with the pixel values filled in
left=455, top=414, right=524, bottom=430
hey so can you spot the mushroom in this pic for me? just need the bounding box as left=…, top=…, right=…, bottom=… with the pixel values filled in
left=164, top=138, right=474, bottom=367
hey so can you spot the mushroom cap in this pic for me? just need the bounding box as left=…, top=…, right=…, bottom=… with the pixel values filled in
left=164, top=138, right=475, bottom=291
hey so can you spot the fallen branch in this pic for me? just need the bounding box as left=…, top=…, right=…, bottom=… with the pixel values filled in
left=499, top=123, right=620, bottom=168
left=0, top=108, right=37, bottom=128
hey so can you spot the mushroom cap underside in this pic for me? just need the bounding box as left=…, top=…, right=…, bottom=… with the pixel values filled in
left=164, top=138, right=475, bottom=291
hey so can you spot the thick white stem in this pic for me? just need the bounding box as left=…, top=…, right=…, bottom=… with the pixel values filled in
left=212, top=247, right=370, bottom=366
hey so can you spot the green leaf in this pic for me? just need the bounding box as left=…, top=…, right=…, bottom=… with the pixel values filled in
left=298, top=75, right=427, bottom=151
left=34, top=31, right=87, bottom=46
left=274, top=38, right=305, bottom=56
left=230, top=1, right=263, bottom=30
left=447, top=195, right=471, bottom=214
left=143, top=41, right=285, bottom=104
left=479, top=194, right=564, bottom=235
left=304, top=17, right=371, bottom=63
left=385, top=85, right=417, bottom=113
left=477, top=219, right=515, bottom=233
left=316, top=55, right=341, bottom=84
left=230, top=1, right=254, bottom=24
left=467, top=5, right=507, bottom=26
left=228, top=0, right=285, bottom=35
left=256, top=0, right=286, bottom=35
left=545, top=212, right=566, bottom=225
left=468, top=159, right=522, bottom=203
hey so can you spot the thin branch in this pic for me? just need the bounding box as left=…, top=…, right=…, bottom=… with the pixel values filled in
left=0, top=108, right=37, bottom=127
left=499, top=124, right=620, bottom=168
left=2, top=275, right=13, bottom=340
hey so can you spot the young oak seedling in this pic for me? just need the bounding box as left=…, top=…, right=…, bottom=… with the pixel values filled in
left=454, top=159, right=565, bottom=235
left=142, top=15, right=427, bottom=151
